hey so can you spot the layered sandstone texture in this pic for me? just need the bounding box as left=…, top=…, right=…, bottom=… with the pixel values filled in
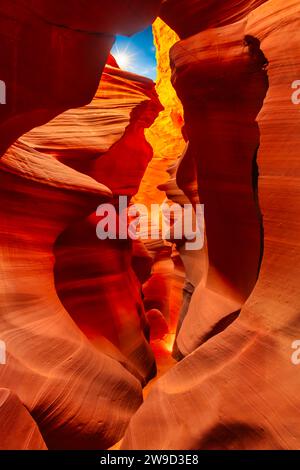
left=133, top=18, right=186, bottom=346
left=0, top=0, right=161, bottom=156
left=134, top=17, right=185, bottom=209
left=0, top=389, right=47, bottom=450
left=0, top=43, right=161, bottom=452
left=122, top=0, right=300, bottom=449
left=1, top=0, right=300, bottom=453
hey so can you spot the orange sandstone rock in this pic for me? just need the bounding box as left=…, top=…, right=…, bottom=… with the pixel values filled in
left=23, top=62, right=162, bottom=382
left=122, top=0, right=300, bottom=450
left=0, top=138, right=143, bottom=450
left=0, top=0, right=161, bottom=155
left=0, top=389, right=47, bottom=450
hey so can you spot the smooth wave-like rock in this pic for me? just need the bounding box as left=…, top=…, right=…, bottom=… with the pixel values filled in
left=0, top=0, right=163, bottom=446
left=23, top=62, right=162, bottom=196
left=135, top=18, right=185, bottom=209
left=23, top=0, right=161, bottom=35
left=122, top=0, right=300, bottom=449
left=1, top=0, right=300, bottom=453
left=0, top=0, right=161, bottom=155
left=133, top=19, right=186, bottom=345
left=159, top=149, right=207, bottom=358
left=21, top=61, right=162, bottom=382
left=160, top=0, right=267, bottom=38
left=0, top=389, right=47, bottom=450
left=173, top=24, right=268, bottom=355
left=0, top=139, right=144, bottom=449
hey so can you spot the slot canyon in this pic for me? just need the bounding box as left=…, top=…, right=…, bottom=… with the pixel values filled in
left=0, top=0, right=300, bottom=451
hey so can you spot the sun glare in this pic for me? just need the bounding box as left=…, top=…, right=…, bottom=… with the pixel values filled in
left=112, top=45, right=136, bottom=71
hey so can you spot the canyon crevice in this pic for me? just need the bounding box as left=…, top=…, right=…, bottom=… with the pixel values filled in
left=0, top=0, right=300, bottom=451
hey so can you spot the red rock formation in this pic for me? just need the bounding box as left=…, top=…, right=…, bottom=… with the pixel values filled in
left=54, top=217, right=157, bottom=383
left=0, top=0, right=161, bottom=155
left=0, top=137, right=144, bottom=449
left=132, top=240, right=153, bottom=285
left=0, top=389, right=47, bottom=450
left=160, top=0, right=267, bottom=38
left=159, top=150, right=207, bottom=358
left=134, top=18, right=185, bottom=209
left=1, top=0, right=300, bottom=453
left=122, top=0, right=300, bottom=450
left=0, top=0, right=163, bottom=447
left=21, top=62, right=161, bottom=193
left=133, top=19, right=186, bottom=352
left=173, top=27, right=268, bottom=355
left=143, top=247, right=173, bottom=322
left=20, top=62, right=162, bottom=382
left=146, top=309, right=169, bottom=340
left=0, top=0, right=163, bottom=451
left=23, top=0, right=161, bottom=35
left=0, top=0, right=164, bottom=448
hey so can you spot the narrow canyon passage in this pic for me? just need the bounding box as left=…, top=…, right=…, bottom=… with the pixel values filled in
left=0, top=0, right=300, bottom=452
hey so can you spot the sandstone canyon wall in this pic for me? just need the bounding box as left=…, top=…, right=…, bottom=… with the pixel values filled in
left=135, top=18, right=185, bottom=209
left=133, top=18, right=187, bottom=342
left=0, top=1, right=162, bottom=450
left=0, top=0, right=161, bottom=156
left=0, top=389, right=47, bottom=450
left=122, top=0, right=300, bottom=449
left=0, top=0, right=300, bottom=452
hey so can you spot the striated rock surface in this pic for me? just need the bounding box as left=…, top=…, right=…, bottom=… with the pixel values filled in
left=133, top=19, right=186, bottom=350
left=0, top=131, right=144, bottom=450
left=1, top=0, right=300, bottom=453
left=0, top=389, right=47, bottom=450
left=22, top=0, right=161, bottom=35
left=122, top=0, right=300, bottom=450
left=160, top=0, right=267, bottom=38
left=0, top=64, right=163, bottom=449
left=26, top=61, right=162, bottom=382
left=173, top=24, right=268, bottom=355
left=159, top=150, right=207, bottom=358
left=0, top=0, right=161, bottom=155
left=0, top=0, right=163, bottom=446
left=135, top=18, right=185, bottom=209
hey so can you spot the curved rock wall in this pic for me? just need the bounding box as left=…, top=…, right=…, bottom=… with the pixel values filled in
left=173, top=26, right=269, bottom=355
left=0, top=140, right=144, bottom=449
left=0, top=0, right=161, bottom=155
left=160, top=0, right=267, bottom=38
left=48, top=63, right=162, bottom=382
left=122, top=0, right=300, bottom=450
left=0, top=389, right=47, bottom=450
left=0, top=1, right=162, bottom=449
left=1, top=0, right=300, bottom=452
